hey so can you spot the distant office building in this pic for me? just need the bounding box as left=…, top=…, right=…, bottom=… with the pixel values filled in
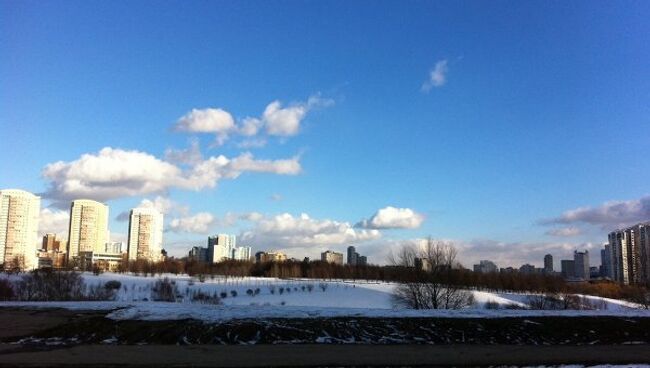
left=67, top=199, right=109, bottom=264
left=600, top=245, right=612, bottom=279
left=255, top=251, right=288, bottom=263
left=574, top=250, right=590, bottom=280
left=42, top=233, right=63, bottom=252
left=608, top=222, right=650, bottom=284
left=0, top=189, right=41, bottom=270
left=105, top=241, right=125, bottom=254
left=519, top=263, right=536, bottom=274
left=233, top=246, right=252, bottom=261
left=347, top=246, right=358, bottom=265
left=357, top=255, right=368, bottom=266
left=561, top=260, right=575, bottom=279
left=473, top=260, right=498, bottom=273
left=189, top=246, right=209, bottom=262
left=346, top=245, right=367, bottom=266
left=208, top=234, right=236, bottom=263
left=321, top=250, right=343, bottom=265
left=544, top=254, right=553, bottom=273
left=127, top=207, right=163, bottom=262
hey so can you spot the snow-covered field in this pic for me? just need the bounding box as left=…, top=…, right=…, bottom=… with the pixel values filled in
left=1, top=272, right=648, bottom=321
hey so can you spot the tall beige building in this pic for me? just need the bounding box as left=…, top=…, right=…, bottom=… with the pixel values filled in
left=321, top=250, right=344, bottom=265
left=67, top=199, right=109, bottom=263
left=608, top=222, right=650, bottom=284
left=127, top=207, right=163, bottom=262
left=0, top=189, right=40, bottom=270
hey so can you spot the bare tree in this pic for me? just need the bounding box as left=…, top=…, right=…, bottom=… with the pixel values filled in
left=391, top=237, right=474, bottom=309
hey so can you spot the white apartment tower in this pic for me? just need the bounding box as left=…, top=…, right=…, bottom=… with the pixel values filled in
left=67, top=199, right=109, bottom=262
left=208, top=234, right=236, bottom=263
left=0, top=189, right=40, bottom=270
left=127, top=207, right=163, bottom=262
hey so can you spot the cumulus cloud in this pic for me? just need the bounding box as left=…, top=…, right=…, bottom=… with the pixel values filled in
left=172, top=95, right=333, bottom=144
left=39, top=208, right=70, bottom=238
left=541, top=195, right=650, bottom=229
left=421, top=59, right=449, bottom=91
left=239, top=212, right=381, bottom=252
left=168, top=212, right=216, bottom=234
left=42, top=147, right=302, bottom=204
left=116, top=196, right=187, bottom=221
left=173, top=108, right=236, bottom=145
left=356, top=206, right=424, bottom=229
left=546, top=227, right=582, bottom=237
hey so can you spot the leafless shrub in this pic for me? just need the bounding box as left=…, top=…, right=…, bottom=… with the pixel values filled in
left=151, top=278, right=179, bottom=302
left=16, top=270, right=85, bottom=301
left=192, top=291, right=221, bottom=305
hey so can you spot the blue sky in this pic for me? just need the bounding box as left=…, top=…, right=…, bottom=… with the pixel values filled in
left=2, top=1, right=649, bottom=266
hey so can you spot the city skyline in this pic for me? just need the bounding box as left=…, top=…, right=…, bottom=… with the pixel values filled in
left=2, top=2, right=650, bottom=266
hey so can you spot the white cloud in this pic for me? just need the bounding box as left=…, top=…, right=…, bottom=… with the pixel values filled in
left=116, top=196, right=188, bottom=221
left=42, top=147, right=302, bottom=203
left=356, top=206, right=424, bottom=229
left=263, top=96, right=334, bottom=136
left=270, top=193, right=282, bottom=201
left=546, top=227, right=582, bottom=237
left=174, top=108, right=233, bottom=133
left=541, top=195, right=650, bottom=229
left=164, top=139, right=203, bottom=165
left=39, top=208, right=69, bottom=238
left=168, top=212, right=216, bottom=234
left=172, top=95, right=334, bottom=144
left=262, top=101, right=308, bottom=136
left=422, top=59, right=449, bottom=91
left=43, top=147, right=181, bottom=203
left=239, top=212, right=381, bottom=251
left=239, top=117, right=263, bottom=137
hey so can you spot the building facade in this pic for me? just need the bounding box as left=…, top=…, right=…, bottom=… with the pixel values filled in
left=608, top=222, right=650, bottom=284
left=127, top=207, right=163, bottom=262
left=347, top=246, right=358, bottom=265
left=601, top=244, right=613, bottom=279
left=544, top=254, right=553, bottom=273
left=321, top=250, right=343, bottom=265
left=208, top=234, right=236, bottom=263
left=473, top=260, right=498, bottom=273
left=67, top=199, right=109, bottom=264
left=255, top=251, right=288, bottom=263
left=0, top=189, right=41, bottom=270
left=574, top=250, right=590, bottom=280
left=561, top=259, right=575, bottom=279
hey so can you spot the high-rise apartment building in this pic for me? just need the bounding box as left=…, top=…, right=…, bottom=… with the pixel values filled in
left=67, top=199, right=109, bottom=264
left=255, top=251, right=287, bottom=263
left=608, top=222, right=650, bottom=284
left=561, top=260, right=575, bottom=279
left=321, top=250, right=343, bottom=265
left=42, top=233, right=63, bottom=252
left=600, top=244, right=612, bottom=279
left=127, top=207, right=163, bottom=262
left=574, top=250, right=590, bottom=280
left=233, top=246, right=252, bottom=261
left=208, top=234, right=236, bottom=263
left=347, top=246, right=358, bottom=265
left=473, top=260, right=498, bottom=273
left=544, top=254, right=553, bottom=273
left=0, top=189, right=40, bottom=270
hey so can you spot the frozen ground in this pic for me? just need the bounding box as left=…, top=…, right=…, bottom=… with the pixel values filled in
left=1, top=272, right=648, bottom=321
